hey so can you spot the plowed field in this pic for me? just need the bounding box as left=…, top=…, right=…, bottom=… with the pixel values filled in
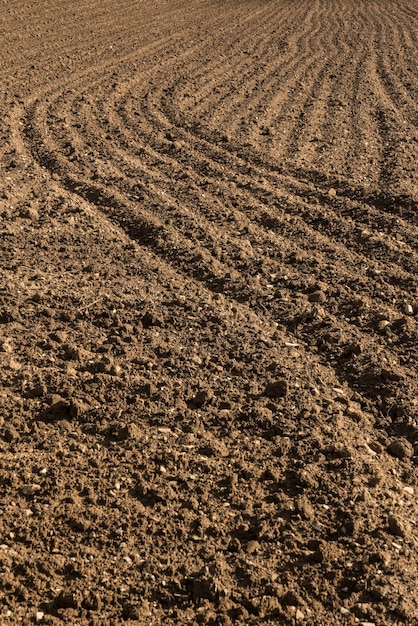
left=1, top=0, right=417, bottom=623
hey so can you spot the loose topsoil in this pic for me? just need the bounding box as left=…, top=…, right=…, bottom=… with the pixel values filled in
left=1, top=0, right=417, bottom=624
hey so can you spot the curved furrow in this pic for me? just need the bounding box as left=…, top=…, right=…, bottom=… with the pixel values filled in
left=84, top=100, right=417, bottom=303
left=149, top=48, right=418, bottom=223
left=14, top=0, right=418, bottom=412
left=119, top=91, right=418, bottom=280
left=212, top=3, right=331, bottom=144
left=4, top=3, right=418, bottom=623
left=112, top=66, right=418, bottom=267
left=155, top=1, right=305, bottom=141
left=19, top=107, right=418, bottom=418
left=374, top=1, right=418, bottom=119
left=45, top=31, right=418, bottom=288
left=264, top=0, right=350, bottom=165
left=287, top=5, right=374, bottom=178
left=20, top=76, right=418, bottom=404
left=43, top=73, right=418, bottom=297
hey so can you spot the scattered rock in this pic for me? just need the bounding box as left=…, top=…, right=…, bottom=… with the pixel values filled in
left=246, top=540, right=260, bottom=554
left=20, top=205, right=39, bottom=220
left=295, top=496, right=314, bottom=520
left=21, top=484, right=41, bottom=496
left=388, top=513, right=411, bottom=538
left=387, top=438, right=414, bottom=460
left=110, top=363, right=123, bottom=376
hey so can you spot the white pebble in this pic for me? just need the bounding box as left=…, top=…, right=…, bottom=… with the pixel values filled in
left=296, top=609, right=305, bottom=621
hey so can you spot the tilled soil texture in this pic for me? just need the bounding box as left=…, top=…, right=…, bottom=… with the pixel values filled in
left=1, top=0, right=418, bottom=624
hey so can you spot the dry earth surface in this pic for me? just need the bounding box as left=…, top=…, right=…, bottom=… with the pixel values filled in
left=1, top=0, right=418, bottom=623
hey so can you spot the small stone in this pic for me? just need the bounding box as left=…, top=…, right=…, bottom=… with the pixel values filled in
left=246, top=540, right=260, bottom=554
left=20, top=205, right=39, bottom=220
left=363, top=444, right=377, bottom=457
left=110, top=364, right=122, bottom=376
left=295, top=608, right=305, bottom=621
left=295, top=496, right=314, bottom=520
left=22, top=484, right=41, bottom=496
left=340, top=607, right=351, bottom=616
left=404, top=303, right=414, bottom=315
left=388, top=513, right=410, bottom=538
left=328, top=188, right=337, bottom=198
left=367, top=441, right=383, bottom=454
left=346, top=404, right=364, bottom=421
left=403, top=486, right=414, bottom=496
left=157, top=427, right=172, bottom=434
left=35, top=611, right=44, bottom=622
left=387, top=438, right=414, bottom=460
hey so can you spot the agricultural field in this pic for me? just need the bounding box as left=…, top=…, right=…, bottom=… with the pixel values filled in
left=0, top=0, right=417, bottom=623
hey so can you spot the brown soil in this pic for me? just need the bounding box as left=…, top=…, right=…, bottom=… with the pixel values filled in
left=1, top=0, right=417, bottom=623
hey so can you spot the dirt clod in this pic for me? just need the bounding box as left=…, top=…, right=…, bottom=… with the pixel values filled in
left=264, top=379, right=288, bottom=399
left=388, top=513, right=411, bottom=538
left=387, top=438, right=414, bottom=460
